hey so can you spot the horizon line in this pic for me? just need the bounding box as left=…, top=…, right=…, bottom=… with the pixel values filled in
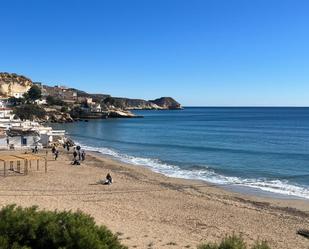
left=183, top=106, right=309, bottom=108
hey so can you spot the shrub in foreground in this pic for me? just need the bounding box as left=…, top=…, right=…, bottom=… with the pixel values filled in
left=198, top=235, right=271, bottom=249
left=0, top=205, right=127, bottom=249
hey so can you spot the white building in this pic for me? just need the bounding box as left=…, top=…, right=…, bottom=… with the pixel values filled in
left=0, top=108, right=14, bottom=120
left=6, top=127, right=40, bottom=149
left=0, top=119, right=67, bottom=149
left=0, top=99, right=7, bottom=108
left=12, top=92, right=25, bottom=98
left=91, top=103, right=102, bottom=113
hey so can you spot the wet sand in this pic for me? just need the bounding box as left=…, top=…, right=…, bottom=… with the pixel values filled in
left=0, top=149, right=308, bottom=249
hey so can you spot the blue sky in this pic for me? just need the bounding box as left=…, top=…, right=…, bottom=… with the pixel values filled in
left=1, top=0, right=308, bottom=106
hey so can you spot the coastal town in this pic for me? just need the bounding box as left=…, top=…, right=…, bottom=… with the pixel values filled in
left=1, top=73, right=308, bottom=249
left=0, top=74, right=308, bottom=248
left=0, top=72, right=182, bottom=150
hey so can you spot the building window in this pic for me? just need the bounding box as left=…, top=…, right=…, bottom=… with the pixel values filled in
left=22, top=137, right=27, bottom=146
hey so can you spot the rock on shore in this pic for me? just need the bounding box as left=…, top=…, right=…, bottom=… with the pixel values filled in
left=107, top=109, right=140, bottom=118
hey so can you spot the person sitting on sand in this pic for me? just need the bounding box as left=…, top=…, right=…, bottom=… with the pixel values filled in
left=71, top=159, right=80, bottom=165
left=104, top=173, right=113, bottom=185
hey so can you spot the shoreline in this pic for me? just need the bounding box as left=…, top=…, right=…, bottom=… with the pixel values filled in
left=0, top=148, right=308, bottom=248
left=80, top=144, right=309, bottom=202
left=88, top=150, right=309, bottom=212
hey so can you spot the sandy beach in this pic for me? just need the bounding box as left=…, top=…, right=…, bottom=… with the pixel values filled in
left=0, top=149, right=308, bottom=249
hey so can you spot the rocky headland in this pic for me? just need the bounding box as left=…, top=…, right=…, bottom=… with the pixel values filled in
left=103, top=97, right=182, bottom=110
left=0, top=72, right=182, bottom=122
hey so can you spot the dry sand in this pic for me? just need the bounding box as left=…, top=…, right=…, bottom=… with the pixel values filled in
left=0, top=149, right=308, bottom=249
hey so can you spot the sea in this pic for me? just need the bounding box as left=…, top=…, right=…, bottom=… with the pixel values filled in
left=52, top=107, right=309, bottom=200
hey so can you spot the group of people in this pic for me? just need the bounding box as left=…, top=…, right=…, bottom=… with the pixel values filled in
left=71, top=145, right=113, bottom=185
left=52, top=143, right=113, bottom=185
left=32, top=145, right=39, bottom=154
left=63, top=142, right=72, bottom=152
left=71, top=145, right=86, bottom=165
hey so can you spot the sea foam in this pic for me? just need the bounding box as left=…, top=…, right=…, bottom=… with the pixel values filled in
left=79, top=143, right=309, bottom=200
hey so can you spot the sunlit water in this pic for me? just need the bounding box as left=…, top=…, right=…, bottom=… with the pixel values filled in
left=52, top=107, right=309, bottom=199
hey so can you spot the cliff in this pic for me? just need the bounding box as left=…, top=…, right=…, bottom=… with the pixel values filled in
left=150, top=97, right=182, bottom=110
left=0, top=72, right=33, bottom=97
left=103, top=97, right=162, bottom=110
left=2, top=72, right=183, bottom=122
left=103, top=97, right=182, bottom=110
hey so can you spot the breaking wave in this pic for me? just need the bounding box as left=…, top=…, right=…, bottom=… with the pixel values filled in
left=80, top=143, right=309, bottom=200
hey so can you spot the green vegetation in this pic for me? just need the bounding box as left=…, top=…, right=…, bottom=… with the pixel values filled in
left=46, top=96, right=66, bottom=106
left=198, top=235, right=271, bottom=249
left=61, top=106, right=69, bottom=112
left=0, top=205, right=127, bottom=249
left=25, top=85, right=42, bottom=102
left=13, top=104, right=46, bottom=121
left=69, top=106, right=86, bottom=118
left=251, top=241, right=271, bottom=249
left=8, top=96, right=25, bottom=106
left=8, top=85, right=42, bottom=106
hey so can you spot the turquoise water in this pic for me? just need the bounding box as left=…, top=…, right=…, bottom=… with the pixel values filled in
left=52, top=107, right=309, bottom=199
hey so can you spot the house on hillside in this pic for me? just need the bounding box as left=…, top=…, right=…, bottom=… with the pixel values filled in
left=44, top=85, right=77, bottom=101
left=91, top=103, right=102, bottom=113
left=77, top=97, right=93, bottom=104
left=0, top=98, right=7, bottom=108
left=0, top=108, right=14, bottom=120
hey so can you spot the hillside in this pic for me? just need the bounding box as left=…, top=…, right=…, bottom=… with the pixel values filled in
left=0, top=72, right=182, bottom=121
left=0, top=72, right=33, bottom=98
left=103, top=97, right=182, bottom=110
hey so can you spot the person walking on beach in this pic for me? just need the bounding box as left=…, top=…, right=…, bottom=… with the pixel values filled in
left=81, top=150, right=86, bottom=161
left=73, top=150, right=78, bottom=160
left=54, top=150, right=59, bottom=160
left=76, top=145, right=81, bottom=160
left=51, top=146, right=56, bottom=154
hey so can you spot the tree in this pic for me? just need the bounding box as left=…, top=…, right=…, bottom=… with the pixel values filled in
left=13, top=104, right=46, bottom=121
left=46, top=96, right=66, bottom=106
left=27, top=85, right=42, bottom=102
left=8, top=97, right=25, bottom=106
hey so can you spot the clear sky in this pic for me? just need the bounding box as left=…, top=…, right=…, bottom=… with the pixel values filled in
left=1, top=0, right=308, bottom=106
